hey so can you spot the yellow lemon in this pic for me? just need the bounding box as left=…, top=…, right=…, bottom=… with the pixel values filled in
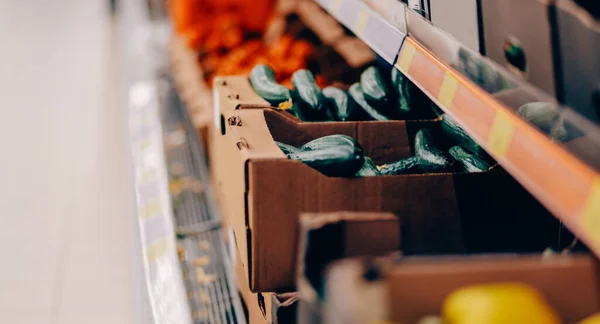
left=579, top=313, right=600, bottom=324
left=442, top=282, right=561, bottom=324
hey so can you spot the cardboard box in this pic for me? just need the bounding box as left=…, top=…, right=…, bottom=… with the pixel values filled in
left=234, top=240, right=298, bottom=324
left=212, top=92, right=559, bottom=291
left=555, top=0, right=600, bottom=123
left=296, top=211, right=402, bottom=324
left=306, top=254, right=600, bottom=324
left=481, top=0, right=557, bottom=95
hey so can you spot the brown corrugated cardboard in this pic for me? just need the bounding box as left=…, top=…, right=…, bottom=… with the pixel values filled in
left=271, top=293, right=299, bottom=324
left=481, top=0, right=557, bottom=95
left=214, top=102, right=559, bottom=292
left=555, top=0, right=600, bottom=123
left=235, top=241, right=298, bottom=324
left=313, top=254, right=600, bottom=324
left=296, top=212, right=402, bottom=307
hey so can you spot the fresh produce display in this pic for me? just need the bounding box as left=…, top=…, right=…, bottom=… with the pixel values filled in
left=378, top=156, right=422, bottom=175
left=441, top=283, right=561, bottom=324
left=286, top=135, right=365, bottom=177
left=249, top=64, right=293, bottom=107
left=276, top=119, right=494, bottom=177
left=360, top=66, right=391, bottom=108
left=292, top=69, right=328, bottom=120
left=449, top=146, right=491, bottom=173
left=355, top=157, right=381, bottom=177
left=250, top=64, right=439, bottom=122
left=415, top=128, right=455, bottom=172
left=348, top=83, right=390, bottom=121
left=441, top=114, right=491, bottom=161
left=322, top=86, right=358, bottom=121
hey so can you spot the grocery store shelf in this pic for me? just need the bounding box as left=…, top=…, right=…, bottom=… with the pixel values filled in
left=395, top=37, right=600, bottom=256
left=313, top=0, right=406, bottom=63
left=310, top=0, right=600, bottom=258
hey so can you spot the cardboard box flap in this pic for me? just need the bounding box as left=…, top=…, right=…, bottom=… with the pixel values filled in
left=320, top=254, right=600, bottom=324
left=296, top=212, right=401, bottom=305
left=224, top=109, right=287, bottom=161
left=272, top=292, right=300, bottom=324
left=213, top=75, right=270, bottom=110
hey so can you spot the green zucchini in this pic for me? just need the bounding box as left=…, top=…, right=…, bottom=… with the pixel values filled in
left=516, top=102, right=567, bottom=142
left=360, top=66, right=390, bottom=107
left=441, top=114, right=491, bottom=160
left=299, top=135, right=359, bottom=152
left=292, top=69, right=327, bottom=120
left=249, top=65, right=292, bottom=106
left=355, top=157, right=381, bottom=177
left=449, top=146, right=491, bottom=173
left=378, top=156, right=421, bottom=175
left=415, top=128, right=455, bottom=172
left=348, top=83, right=389, bottom=121
left=288, top=145, right=364, bottom=177
left=391, top=68, right=411, bottom=115
left=275, top=141, right=300, bottom=155
left=322, top=87, right=359, bottom=121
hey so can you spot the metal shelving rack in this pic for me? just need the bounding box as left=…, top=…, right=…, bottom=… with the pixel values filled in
left=123, top=0, right=246, bottom=322
left=313, top=0, right=600, bottom=257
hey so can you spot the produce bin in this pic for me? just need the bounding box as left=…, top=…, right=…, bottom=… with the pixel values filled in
left=212, top=106, right=559, bottom=292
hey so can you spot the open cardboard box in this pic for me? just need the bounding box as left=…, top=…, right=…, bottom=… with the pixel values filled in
left=212, top=99, right=559, bottom=292
left=234, top=238, right=298, bottom=324
left=300, top=253, right=600, bottom=324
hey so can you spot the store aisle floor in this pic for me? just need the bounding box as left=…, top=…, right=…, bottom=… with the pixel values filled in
left=0, top=1, right=135, bottom=323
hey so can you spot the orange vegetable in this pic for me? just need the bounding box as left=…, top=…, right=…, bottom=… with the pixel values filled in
left=221, top=28, right=244, bottom=50
left=183, top=25, right=208, bottom=50
left=315, top=75, right=328, bottom=88
left=290, top=40, right=313, bottom=60
left=267, top=35, right=295, bottom=59
left=172, top=0, right=204, bottom=33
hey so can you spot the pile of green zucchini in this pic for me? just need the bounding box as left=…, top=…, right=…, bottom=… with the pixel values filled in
left=276, top=114, right=495, bottom=177
left=250, top=64, right=439, bottom=122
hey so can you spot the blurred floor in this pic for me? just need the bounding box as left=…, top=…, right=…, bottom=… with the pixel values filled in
left=0, top=1, right=135, bottom=323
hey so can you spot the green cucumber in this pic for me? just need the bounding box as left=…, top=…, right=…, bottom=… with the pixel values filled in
left=391, top=68, right=411, bottom=115
left=516, top=102, right=567, bottom=142
left=355, top=157, right=381, bottom=177
left=348, top=83, right=389, bottom=121
left=378, top=156, right=421, bottom=175
left=441, top=114, right=491, bottom=161
left=249, top=64, right=292, bottom=106
left=449, top=146, right=491, bottom=173
left=292, top=70, right=327, bottom=121
left=275, top=141, right=300, bottom=155
left=360, top=66, right=390, bottom=107
left=288, top=145, right=364, bottom=177
left=415, top=128, right=455, bottom=172
left=299, top=135, right=359, bottom=152
left=322, top=87, right=359, bottom=121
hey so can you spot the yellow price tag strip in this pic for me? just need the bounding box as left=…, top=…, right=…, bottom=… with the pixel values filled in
left=330, top=0, right=343, bottom=15
left=582, top=177, right=600, bottom=251
left=354, top=9, right=369, bottom=37
left=146, top=239, right=169, bottom=262
left=396, top=42, right=416, bottom=74
left=141, top=200, right=162, bottom=219
left=438, top=72, right=459, bottom=110
left=488, top=110, right=515, bottom=159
